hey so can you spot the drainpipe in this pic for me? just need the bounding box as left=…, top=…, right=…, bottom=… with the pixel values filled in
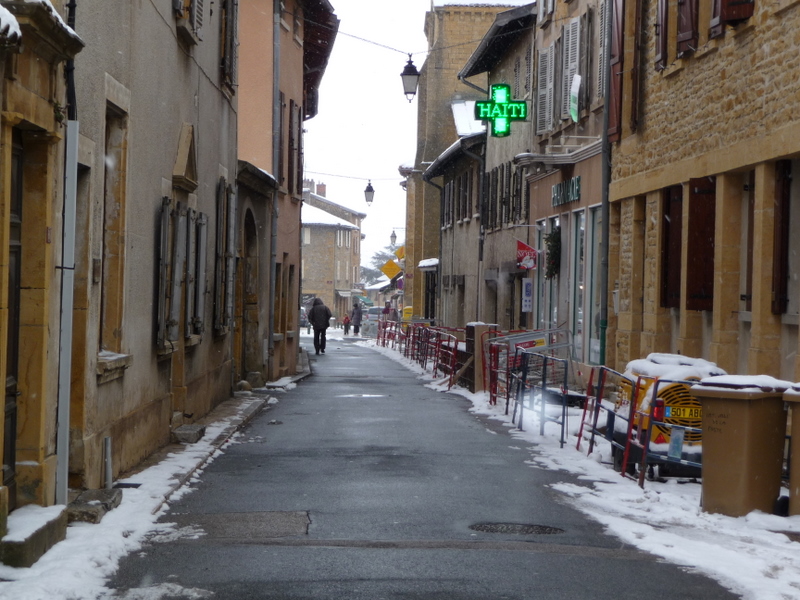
left=457, top=74, right=487, bottom=96
left=56, top=0, right=79, bottom=504
left=267, top=0, right=281, bottom=377
left=599, top=0, right=613, bottom=365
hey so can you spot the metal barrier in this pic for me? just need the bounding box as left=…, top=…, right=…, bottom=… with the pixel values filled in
left=510, top=351, right=571, bottom=447
left=578, top=366, right=638, bottom=462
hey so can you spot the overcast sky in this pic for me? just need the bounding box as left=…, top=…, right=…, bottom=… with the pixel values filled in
left=303, top=1, right=536, bottom=266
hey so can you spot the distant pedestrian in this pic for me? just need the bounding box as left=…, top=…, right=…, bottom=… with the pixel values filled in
left=308, top=297, right=332, bottom=355
left=349, top=302, right=362, bottom=335
left=343, top=314, right=351, bottom=335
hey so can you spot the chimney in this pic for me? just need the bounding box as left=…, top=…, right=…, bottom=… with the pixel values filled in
left=316, top=182, right=327, bottom=197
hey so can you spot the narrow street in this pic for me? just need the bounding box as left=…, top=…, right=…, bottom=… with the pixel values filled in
left=107, top=339, right=738, bottom=599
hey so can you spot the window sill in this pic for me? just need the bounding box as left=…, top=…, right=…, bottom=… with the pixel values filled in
left=185, top=334, right=202, bottom=348
left=782, top=313, right=799, bottom=326
left=176, top=18, right=200, bottom=46
left=738, top=311, right=752, bottom=323
left=280, top=19, right=290, bottom=31
left=694, top=38, right=720, bottom=60
left=732, top=20, right=756, bottom=37
left=286, top=330, right=296, bottom=339
left=97, top=351, right=132, bottom=384
left=662, top=59, right=686, bottom=79
left=273, top=333, right=285, bottom=342
left=774, top=0, right=800, bottom=15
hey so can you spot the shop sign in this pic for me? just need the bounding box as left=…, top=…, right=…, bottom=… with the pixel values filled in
left=522, top=278, right=533, bottom=313
left=474, top=84, right=527, bottom=137
left=552, top=175, right=581, bottom=207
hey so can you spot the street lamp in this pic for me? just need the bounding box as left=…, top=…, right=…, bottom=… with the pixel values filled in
left=364, top=180, right=375, bottom=206
left=390, top=230, right=397, bottom=247
left=401, top=55, right=421, bottom=103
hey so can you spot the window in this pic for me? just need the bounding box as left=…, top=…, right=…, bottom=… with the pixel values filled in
left=539, top=0, right=555, bottom=26
left=561, top=17, right=581, bottom=119
left=685, top=177, right=715, bottom=311
left=302, top=227, right=310, bottom=245
left=525, top=44, right=532, bottom=96
left=720, top=0, right=754, bottom=23
left=677, top=0, right=698, bottom=56
left=214, top=177, right=236, bottom=333
left=661, top=185, right=683, bottom=308
left=773, top=161, right=792, bottom=314
left=101, top=104, right=128, bottom=352
left=221, top=0, right=238, bottom=91
left=536, top=44, right=555, bottom=134
left=607, top=0, right=624, bottom=141
left=655, top=0, right=668, bottom=70
left=597, top=0, right=608, bottom=100
left=175, top=0, right=204, bottom=44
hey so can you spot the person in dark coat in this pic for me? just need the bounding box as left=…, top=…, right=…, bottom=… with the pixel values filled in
left=308, top=297, right=332, bottom=355
left=349, top=301, right=363, bottom=335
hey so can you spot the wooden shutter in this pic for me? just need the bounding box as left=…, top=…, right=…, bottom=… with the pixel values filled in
left=744, top=171, right=754, bottom=313
left=288, top=100, right=296, bottom=195
left=157, top=197, right=171, bottom=347
left=185, top=207, right=197, bottom=337
left=169, top=202, right=188, bottom=341
left=597, top=0, right=608, bottom=100
left=214, top=177, right=226, bottom=331
left=607, top=0, right=624, bottom=142
left=195, top=212, right=208, bottom=333
left=192, top=0, right=204, bottom=39
left=225, top=184, right=236, bottom=329
left=721, top=0, right=754, bottom=23
left=661, top=186, right=683, bottom=308
left=677, top=0, right=698, bottom=56
left=655, top=0, right=668, bottom=70
left=561, top=18, right=581, bottom=119
left=536, top=45, right=554, bottom=134
left=296, top=104, right=304, bottom=194
left=685, top=177, right=716, bottom=311
left=772, top=161, right=792, bottom=314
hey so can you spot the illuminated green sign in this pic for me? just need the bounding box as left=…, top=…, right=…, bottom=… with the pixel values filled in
left=475, top=84, right=528, bottom=137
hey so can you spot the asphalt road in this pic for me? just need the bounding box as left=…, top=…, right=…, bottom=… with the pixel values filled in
left=107, top=338, right=739, bottom=599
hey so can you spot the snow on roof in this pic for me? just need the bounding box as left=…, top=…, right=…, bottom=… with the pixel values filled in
left=0, top=5, right=21, bottom=42
left=418, top=258, right=439, bottom=269
left=301, top=203, right=358, bottom=229
left=452, top=100, right=484, bottom=136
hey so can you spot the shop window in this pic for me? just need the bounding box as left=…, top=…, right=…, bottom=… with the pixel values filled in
left=661, top=185, right=683, bottom=308
left=685, top=177, right=716, bottom=311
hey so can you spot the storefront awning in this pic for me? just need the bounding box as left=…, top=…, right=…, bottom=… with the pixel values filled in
left=335, top=290, right=352, bottom=298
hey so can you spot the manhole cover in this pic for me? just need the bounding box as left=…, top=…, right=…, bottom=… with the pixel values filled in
left=469, top=522, right=564, bottom=535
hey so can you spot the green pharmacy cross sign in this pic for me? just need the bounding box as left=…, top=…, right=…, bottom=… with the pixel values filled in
left=475, top=84, right=528, bottom=137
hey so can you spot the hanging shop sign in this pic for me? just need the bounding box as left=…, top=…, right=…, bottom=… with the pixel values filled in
left=516, top=239, right=538, bottom=270
left=475, top=83, right=528, bottom=137
left=551, top=175, right=581, bottom=207
left=522, top=278, right=533, bottom=313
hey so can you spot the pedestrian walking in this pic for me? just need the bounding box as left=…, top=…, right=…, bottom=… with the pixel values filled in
left=308, top=297, right=332, bottom=355
left=349, top=302, right=362, bottom=336
left=343, top=314, right=351, bottom=335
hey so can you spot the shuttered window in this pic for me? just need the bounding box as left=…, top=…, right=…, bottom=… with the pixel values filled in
left=607, top=0, right=624, bottom=142
left=214, top=177, right=236, bottom=333
left=661, top=185, right=683, bottom=309
left=536, top=44, right=555, bottom=135
left=721, top=0, right=754, bottom=23
left=772, top=161, right=792, bottom=315
left=677, top=0, right=698, bottom=56
left=561, top=18, right=581, bottom=119
left=685, top=177, right=716, bottom=311
left=655, top=0, right=668, bottom=70
left=597, top=0, right=608, bottom=100
left=221, top=0, right=238, bottom=90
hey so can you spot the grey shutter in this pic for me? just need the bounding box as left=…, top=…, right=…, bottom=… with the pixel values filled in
left=169, top=202, right=188, bottom=342
left=224, top=184, right=236, bottom=329
left=214, top=177, right=226, bottom=331
left=536, top=45, right=553, bottom=134
left=157, top=197, right=171, bottom=347
left=192, top=0, right=204, bottom=39
left=195, top=212, right=208, bottom=334
left=184, top=207, right=197, bottom=337
left=597, top=0, right=608, bottom=100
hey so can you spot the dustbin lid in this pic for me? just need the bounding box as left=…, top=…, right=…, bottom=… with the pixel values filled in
left=690, top=375, right=792, bottom=400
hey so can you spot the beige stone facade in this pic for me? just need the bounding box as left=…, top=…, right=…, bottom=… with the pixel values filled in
left=609, top=0, right=800, bottom=378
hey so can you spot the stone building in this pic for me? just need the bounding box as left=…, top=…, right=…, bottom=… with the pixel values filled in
left=238, top=0, right=338, bottom=380
left=0, top=0, right=80, bottom=525
left=301, top=184, right=365, bottom=321
left=608, top=0, right=800, bottom=378
left=514, top=0, right=610, bottom=364
left=405, top=3, right=513, bottom=322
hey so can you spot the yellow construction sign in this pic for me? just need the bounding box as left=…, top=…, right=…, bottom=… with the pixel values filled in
left=380, top=259, right=402, bottom=279
left=394, top=245, right=405, bottom=260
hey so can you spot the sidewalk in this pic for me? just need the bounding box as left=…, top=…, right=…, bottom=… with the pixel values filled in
left=0, top=351, right=312, bottom=600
